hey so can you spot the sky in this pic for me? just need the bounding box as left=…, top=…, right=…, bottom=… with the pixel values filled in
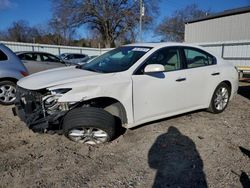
left=0, top=0, right=250, bottom=41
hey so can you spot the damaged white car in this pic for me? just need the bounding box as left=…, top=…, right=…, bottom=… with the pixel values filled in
left=13, top=43, right=238, bottom=145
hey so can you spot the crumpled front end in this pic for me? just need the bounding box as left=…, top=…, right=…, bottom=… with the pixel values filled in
left=13, top=86, right=69, bottom=132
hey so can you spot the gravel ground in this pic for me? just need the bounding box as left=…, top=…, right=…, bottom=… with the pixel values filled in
left=0, top=82, right=249, bottom=188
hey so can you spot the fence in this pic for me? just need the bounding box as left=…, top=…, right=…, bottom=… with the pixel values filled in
left=1, top=40, right=249, bottom=70
left=198, top=40, right=250, bottom=69
left=0, top=41, right=112, bottom=56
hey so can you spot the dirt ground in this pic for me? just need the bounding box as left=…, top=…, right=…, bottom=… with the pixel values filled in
left=0, top=82, right=249, bottom=188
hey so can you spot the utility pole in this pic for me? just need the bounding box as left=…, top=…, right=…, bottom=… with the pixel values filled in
left=139, top=0, right=144, bottom=42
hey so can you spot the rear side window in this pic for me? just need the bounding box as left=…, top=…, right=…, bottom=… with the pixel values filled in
left=0, top=50, right=8, bottom=61
left=184, top=48, right=216, bottom=68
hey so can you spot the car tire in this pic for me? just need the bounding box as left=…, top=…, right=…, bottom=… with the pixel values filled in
left=62, top=107, right=116, bottom=145
left=0, top=80, right=16, bottom=105
left=208, top=82, right=231, bottom=114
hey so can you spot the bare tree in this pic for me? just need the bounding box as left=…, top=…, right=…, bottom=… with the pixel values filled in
left=50, top=0, right=78, bottom=45
left=7, top=20, right=30, bottom=42
left=156, top=4, right=210, bottom=42
left=1, top=20, right=42, bottom=43
left=52, top=0, right=159, bottom=47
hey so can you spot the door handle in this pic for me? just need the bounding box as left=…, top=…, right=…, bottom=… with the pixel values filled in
left=176, top=78, right=186, bottom=82
left=211, top=72, right=220, bottom=76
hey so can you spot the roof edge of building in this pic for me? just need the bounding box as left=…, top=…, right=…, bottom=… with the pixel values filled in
left=185, top=6, right=250, bottom=24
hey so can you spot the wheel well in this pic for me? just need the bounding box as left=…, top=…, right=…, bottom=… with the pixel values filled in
left=222, top=80, right=232, bottom=96
left=0, top=77, right=18, bottom=83
left=80, top=97, right=127, bottom=125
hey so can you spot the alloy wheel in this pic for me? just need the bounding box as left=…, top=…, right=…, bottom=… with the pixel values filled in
left=214, top=87, right=229, bottom=111
left=0, top=84, right=16, bottom=103
left=68, top=127, right=109, bottom=145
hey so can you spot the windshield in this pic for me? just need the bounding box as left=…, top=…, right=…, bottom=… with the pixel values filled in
left=81, top=46, right=151, bottom=73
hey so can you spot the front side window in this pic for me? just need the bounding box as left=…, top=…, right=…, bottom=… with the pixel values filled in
left=67, top=54, right=74, bottom=60
left=136, top=47, right=182, bottom=74
left=184, top=48, right=215, bottom=68
left=41, top=54, right=60, bottom=62
left=74, top=54, right=86, bottom=59
left=81, top=46, right=151, bottom=73
left=23, top=53, right=34, bottom=61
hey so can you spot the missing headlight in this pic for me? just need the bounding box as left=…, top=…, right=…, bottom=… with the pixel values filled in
left=42, top=88, right=72, bottom=115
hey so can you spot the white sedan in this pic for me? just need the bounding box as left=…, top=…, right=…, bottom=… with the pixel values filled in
left=14, top=43, right=238, bottom=145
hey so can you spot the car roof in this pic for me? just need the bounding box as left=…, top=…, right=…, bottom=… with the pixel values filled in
left=125, top=42, right=202, bottom=49
left=125, top=42, right=215, bottom=54
left=16, top=51, right=56, bottom=56
left=60, top=53, right=87, bottom=55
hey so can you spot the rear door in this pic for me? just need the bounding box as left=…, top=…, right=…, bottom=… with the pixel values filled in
left=40, top=54, right=65, bottom=69
left=182, top=47, right=219, bottom=108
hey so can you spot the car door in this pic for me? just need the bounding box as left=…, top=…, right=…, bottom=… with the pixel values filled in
left=132, top=47, right=189, bottom=124
left=41, top=54, right=65, bottom=69
left=20, top=53, right=44, bottom=74
left=64, top=54, right=75, bottom=64
left=182, top=47, right=219, bottom=108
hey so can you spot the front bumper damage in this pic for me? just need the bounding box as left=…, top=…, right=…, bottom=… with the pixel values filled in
left=13, top=86, right=67, bottom=133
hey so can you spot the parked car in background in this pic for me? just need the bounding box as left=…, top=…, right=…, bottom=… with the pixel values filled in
left=13, top=43, right=238, bottom=145
left=59, top=53, right=89, bottom=65
left=77, top=55, right=99, bottom=65
left=0, top=44, right=28, bottom=105
left=16, top=51, right=67, bottom=74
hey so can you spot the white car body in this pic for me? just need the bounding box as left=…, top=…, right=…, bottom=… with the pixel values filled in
left=17, top=43, right=238, bottom=129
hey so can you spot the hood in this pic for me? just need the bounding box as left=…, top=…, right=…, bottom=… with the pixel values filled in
left=17, top=66, right=115, bottom=90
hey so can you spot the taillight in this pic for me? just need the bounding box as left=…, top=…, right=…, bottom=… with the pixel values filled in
left=20, top=71, right=29, bottom=77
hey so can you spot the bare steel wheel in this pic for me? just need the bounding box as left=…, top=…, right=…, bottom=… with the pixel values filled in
left=0, top=81, right=16, bottom=105
left=63, top=107, right=116, bottom=145
left=208, top=82, right=230, bottom=114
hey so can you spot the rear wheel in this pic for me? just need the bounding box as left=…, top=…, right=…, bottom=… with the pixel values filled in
left=62, top=107, right=116, bottom=145
left=0, top=81, right=16, bottom=105
left=208, top=82, right=230, bottom=114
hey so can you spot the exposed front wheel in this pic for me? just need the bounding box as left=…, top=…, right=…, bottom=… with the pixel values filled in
left=0, top=81, right=16, bottom=105
left=62, top=107, right=116, bottom=145
left=208, top=82, right=230, bottom=114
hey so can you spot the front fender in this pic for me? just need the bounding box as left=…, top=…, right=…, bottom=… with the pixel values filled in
left=55, top=81, right=134, bottom=124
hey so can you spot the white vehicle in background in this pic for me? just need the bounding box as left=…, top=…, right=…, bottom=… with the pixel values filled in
left=13, top=43, right=238, bottom=145
left=59, top=53, right=89, bottom=65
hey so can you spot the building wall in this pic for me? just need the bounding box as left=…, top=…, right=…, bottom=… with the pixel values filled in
left=185, top=12, right=250, bottom=43
left=198, top=41, right=250, bottom=68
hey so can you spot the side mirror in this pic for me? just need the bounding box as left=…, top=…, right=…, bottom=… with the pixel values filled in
left=144, top=64, right=165, bottom=73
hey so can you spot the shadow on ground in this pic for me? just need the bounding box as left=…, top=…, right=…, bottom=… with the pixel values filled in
left=238, top=84, right=250, bottom=100
left=148, top=126, right=207, bottom=188
left=239, top=146, right=250, bottom=188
